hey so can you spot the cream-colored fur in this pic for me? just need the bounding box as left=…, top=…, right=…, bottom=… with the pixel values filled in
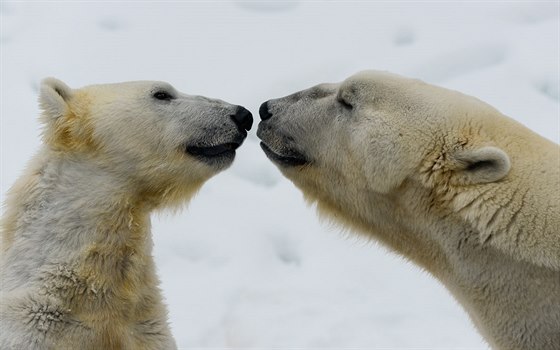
left=257, top=70, right=560, bottom=350
left=0, top=78, right=250, bottom=349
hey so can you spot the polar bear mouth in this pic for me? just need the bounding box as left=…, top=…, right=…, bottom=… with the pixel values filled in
left=186, top=141, right=242, bottom=162
left=260, top=142, right=308, bottom=167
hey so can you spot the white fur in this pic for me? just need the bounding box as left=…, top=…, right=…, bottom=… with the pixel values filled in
left=258, top=70, right=560, bottom=350
left=1, top=78, right=247, bottom=349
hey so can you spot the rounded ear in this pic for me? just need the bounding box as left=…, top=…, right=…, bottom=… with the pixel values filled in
left=39, top=77, right=73, bottom=123
left=450, top=146, right=510, bottom=185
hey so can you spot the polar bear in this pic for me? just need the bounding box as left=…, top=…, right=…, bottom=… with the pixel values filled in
left=0, top=78, right=252, bottom=349
left=257, top=70, right=559, bottom=350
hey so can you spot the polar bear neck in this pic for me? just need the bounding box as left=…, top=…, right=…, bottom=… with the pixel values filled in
left=1, top=149, right=156, bottom=294
left=311, top=176, right=560, bottom=350
left=0, top=149, right=177, bottom=348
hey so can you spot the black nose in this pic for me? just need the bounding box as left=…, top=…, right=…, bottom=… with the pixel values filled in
left=259, top=101, right=273, bottom=121
left=231, top=106, right=253, bottom=132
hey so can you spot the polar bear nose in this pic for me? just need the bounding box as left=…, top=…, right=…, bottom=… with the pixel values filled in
left=231, top=106, right=253, bottom=132
left=259, top=101, right=273, bottom=121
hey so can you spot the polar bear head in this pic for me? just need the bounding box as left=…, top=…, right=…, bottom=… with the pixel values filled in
left=39, top=78, right=252, bottom=207
left=258, top=70, right=560, bottom=271
left=257, top=70, right=516, bottom=257
left=257, top=70, right=511, bottom=196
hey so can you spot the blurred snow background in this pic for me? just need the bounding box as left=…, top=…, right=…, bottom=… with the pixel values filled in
left=1, top=1, right=558, bottom=349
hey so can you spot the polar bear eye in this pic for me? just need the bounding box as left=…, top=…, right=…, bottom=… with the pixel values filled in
left=337, top=96, right=353, bottom=110
left=152, top=91, right=175, bottom=101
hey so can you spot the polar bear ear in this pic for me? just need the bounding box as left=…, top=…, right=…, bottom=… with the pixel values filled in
left=39, top=78, right=73, bottom=122
left=450, top=146, right=511, bottom=185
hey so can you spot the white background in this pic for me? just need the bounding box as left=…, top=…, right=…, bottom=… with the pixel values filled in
left=1, top=1, right=558, bottom=349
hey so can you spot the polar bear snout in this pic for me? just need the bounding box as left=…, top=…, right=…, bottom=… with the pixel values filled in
left=257, top=104, right=309, bottom=167
left=170, top=100, right=252, bottom=168
left=185, top=108, right=250, bottom=166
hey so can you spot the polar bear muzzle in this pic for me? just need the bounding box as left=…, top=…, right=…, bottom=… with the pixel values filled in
left=186, top=106, right=252, bottom=165
left=257, top=101, right=309, bottom=167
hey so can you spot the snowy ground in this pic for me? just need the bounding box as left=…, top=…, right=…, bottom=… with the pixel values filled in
left=1, top=1, right=558, bottom=349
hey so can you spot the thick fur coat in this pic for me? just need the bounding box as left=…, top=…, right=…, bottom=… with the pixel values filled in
left=257, top=70, right=560, bottom=350
left=0, top=78, right=251, bottom=349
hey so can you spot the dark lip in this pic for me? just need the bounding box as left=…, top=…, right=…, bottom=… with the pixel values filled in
left=260, top=142, right=308, bottom=167
left=186, top=133, right=246, bottom=162
left=186, top=142, right=240, bottom=157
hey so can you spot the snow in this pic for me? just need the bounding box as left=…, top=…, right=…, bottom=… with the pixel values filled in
left=1, top=1, right=558, bottom=349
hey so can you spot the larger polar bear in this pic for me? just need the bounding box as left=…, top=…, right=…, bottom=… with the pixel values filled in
left=257, top=70, right=559, bottom=350
left=0, top=78, right=252, bottom=349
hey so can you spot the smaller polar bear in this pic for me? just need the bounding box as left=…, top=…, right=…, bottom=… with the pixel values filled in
left=257, top=70, right=559, bottom=350
left=0, top=78, right=252, bottom=349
